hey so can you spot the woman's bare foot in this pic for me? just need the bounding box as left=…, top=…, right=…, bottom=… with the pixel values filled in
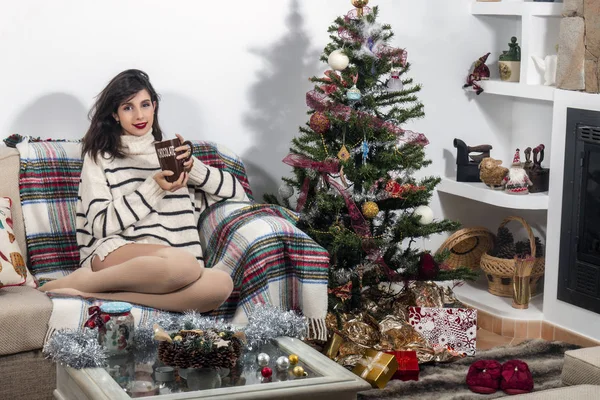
left=39, top=268, right=95, bottom=292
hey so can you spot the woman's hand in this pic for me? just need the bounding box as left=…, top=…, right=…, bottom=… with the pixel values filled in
left=154, top=170, right=189, bottom=192
left=175, top=134, right=194, bottom=173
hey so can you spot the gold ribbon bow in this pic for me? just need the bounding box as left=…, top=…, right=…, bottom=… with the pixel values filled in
left=358, top=353, right=389, bottom=379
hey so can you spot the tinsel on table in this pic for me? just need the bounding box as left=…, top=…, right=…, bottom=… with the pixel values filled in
left=244, top=304, right=307, bottom=348
left=43, top=328, right=107, bottom=369
left=43, top=305, right=307, bottom=369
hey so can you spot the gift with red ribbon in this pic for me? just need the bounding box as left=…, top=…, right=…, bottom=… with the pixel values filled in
left=384, top=350, right=419, bottom=381
left=84, top=306, right=110, bottom=330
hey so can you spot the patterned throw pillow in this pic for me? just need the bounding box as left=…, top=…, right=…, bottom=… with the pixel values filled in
left=0, top=197, right=36, bottom=288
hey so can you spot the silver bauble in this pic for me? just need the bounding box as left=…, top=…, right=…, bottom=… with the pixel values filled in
left=278, top=184, right=294, bottom=200
left=257, top=353, right=270, bottom=367
left=276, top=356, right=290, bottom=371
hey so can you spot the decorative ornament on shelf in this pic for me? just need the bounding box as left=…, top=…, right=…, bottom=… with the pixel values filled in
left=463, top=53, right=490, bottom=95
left=276, top=356, right=290, bottom=371
left=309, top=112, right=330, bottom=134
left=413, top=205, right=434, bottom=225
left=328, top=49, right=350, bottom=71
left=479, top=157, right=508, bottom=190
left=351, top=0, right=369, bottom=17
left=453, top=138, right=492, bottom=182
left=386, top=68, right=404, bottom=92
left=499, top=37, right=521, bottom=82
left=523, top=144, right=549, bottom=193
left=261, top=367, right=273, bottom=378
left=361, top=201, right=379, bottom=219
left=503, top=149, right=533, bottom=195
left=531, top=54, right=557, bottom=86
left=257, top=353, right=270, bottom=367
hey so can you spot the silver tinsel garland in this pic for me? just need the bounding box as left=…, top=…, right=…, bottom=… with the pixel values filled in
left=244, top=305, right=307, bottom=348
left=44, top=306, right=306, bottom=369
left=43, top=328, right=107, bottom=369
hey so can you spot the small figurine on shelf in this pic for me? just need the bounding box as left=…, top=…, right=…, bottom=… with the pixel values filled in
left=503, top=149, right=533, bottom=195
left=479, top=157, right=508, bottom=190
left=463, top=53, right=491, bottom=95
left=524, top=144, right=550, bottom=193
left=454, top=138, right=493, bottom=182
left=499, top=37, right=521, bottom=82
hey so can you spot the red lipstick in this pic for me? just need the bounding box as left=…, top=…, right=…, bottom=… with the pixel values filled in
left=133, top=122, right=147, bottom=129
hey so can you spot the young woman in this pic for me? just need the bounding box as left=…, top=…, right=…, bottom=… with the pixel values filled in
left=41, top=69, right=249, bottom=313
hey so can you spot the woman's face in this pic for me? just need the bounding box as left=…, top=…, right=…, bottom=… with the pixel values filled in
left=114, top=89, right=156, bottom=136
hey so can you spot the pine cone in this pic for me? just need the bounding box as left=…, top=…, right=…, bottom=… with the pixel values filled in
left=495, top=243, right=516, bottom=259
left=489, top=227, right=514, bottom=257
left=515, top=237, right=544, bottom=257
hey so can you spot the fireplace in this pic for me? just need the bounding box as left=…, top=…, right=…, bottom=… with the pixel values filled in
left=558, top=108, right=600, bottom=313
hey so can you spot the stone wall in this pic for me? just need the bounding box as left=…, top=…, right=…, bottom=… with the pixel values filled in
left=557, top=0, right=600, bottom=93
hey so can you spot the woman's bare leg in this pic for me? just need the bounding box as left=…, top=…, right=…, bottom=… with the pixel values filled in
left=47, top=267, right=233, bottom=313
left=41, top=244, right=202, bottom=294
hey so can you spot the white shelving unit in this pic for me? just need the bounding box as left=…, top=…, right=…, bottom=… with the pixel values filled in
left=453, top=277, right=543, bottom=320
left=442, top=1, right=563, bottom=320
left=437, top=178, right=549, bottom=210
left=470, top=0, right=562, bottom=99
left=471, top=1, right=563, bottom=17
left=478, top=80, right=555, bottom=101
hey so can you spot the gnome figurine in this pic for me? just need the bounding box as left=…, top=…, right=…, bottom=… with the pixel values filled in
left=503, top=149, right=533, bottom=195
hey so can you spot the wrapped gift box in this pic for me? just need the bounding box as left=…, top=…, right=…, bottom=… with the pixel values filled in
left=408, top=307, right=477, bottom=356
left=352, top=349, right=398, bottom=389
left=385, top=350, right=419, bottom=381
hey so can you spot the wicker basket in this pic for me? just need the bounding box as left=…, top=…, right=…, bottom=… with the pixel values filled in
left=480, top=216, right=545, bottom=297
left=436, top=227, right=495, bottom=270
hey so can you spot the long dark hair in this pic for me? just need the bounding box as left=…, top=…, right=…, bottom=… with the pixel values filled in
left=82, top=69, right=163, bottom=160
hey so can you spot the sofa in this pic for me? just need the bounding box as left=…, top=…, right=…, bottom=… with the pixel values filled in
left=0, top=140, right=330, bottom=400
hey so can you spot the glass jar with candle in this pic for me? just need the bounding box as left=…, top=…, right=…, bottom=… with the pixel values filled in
left=98, top=302, right=134, bottom=355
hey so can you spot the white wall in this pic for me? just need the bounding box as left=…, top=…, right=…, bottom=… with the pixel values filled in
left=544, top=90, right=600, bottom=341
left=1, top=0, right=503, bottom=249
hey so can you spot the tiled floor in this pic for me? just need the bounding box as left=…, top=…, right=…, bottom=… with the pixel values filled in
left=477, top=328, right=527, bottom=351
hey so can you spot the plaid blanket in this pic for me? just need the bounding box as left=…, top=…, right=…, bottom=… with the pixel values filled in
left=198, top=201, right=330, bottom=339
left=11, top=138, right=328, bottom=340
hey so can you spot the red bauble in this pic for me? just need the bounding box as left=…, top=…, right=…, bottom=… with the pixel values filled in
left=418, top=253, right=440, bottom=280
left=261, top=367, right=273, bottom=378
left=309, top=112, right=330, bottom=134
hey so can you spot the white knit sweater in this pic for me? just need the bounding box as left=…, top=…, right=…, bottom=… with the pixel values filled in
left=76, top=130, right=249, bottom=268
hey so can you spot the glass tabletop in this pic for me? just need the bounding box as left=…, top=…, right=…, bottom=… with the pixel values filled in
left=104, top=341, right=322, bottom=397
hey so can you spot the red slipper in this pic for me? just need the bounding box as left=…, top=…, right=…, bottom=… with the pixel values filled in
left=466, top=359, right=502, bottom=394
left=500, top=359, right=533, bottom=395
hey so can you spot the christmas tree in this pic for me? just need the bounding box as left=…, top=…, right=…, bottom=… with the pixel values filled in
left=265, top=2, right=476, bottom=312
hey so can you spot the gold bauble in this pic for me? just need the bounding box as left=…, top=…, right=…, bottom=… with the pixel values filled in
left=292, top=366, right=306, bottom=377
left=219, top=332, right=226, bottom=337
left=173, top=335, right=183, bottom=342
left=361, top=201, right=379, bottom=219
left=288, top=354, right=299, bottom=365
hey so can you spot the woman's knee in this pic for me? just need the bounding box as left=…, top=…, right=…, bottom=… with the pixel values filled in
left=159, top=248, right=203, bottom=292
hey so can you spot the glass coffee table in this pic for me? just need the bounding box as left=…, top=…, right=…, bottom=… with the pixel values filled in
left=54, top=336, right=371, bottom=399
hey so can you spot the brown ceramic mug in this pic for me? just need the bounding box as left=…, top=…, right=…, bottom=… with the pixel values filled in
left=154, top=138, right=193, bottom=183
